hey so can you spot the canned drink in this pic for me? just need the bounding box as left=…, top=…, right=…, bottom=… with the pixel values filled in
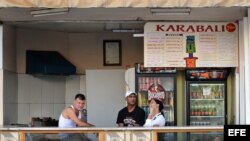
left=191, top=122, right=194, bottom=126
left=146, top=77, right=150, bottom=83
left=150, top=77, right=154, bottom=85
left=153, top=77, right=157, bottom=84
left=138, top=77, right=142, bottom=84
left=198, top=122, right=202, bottom=126
left=145, top=83, right=149, bottom=91
left=142, top=77, right=146, bottom=85
left=201, top=122, right=205, bottom=126
left=138, top=94, right=142, bottom=106
left=157, top=78, right=161, bottom=84
left=208, top=122, right=210, bottom=125
left=137, top=64, right=140, bottom=73
left=139, top=83, right=143, bottom=91
left=193, top=122, right=197, bottom=126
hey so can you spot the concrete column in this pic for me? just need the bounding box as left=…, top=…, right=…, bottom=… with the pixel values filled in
left=0, top=25, right=3, bottom=125
left=238, top=19, right=246, bottom=124
left=245, top=9, right=250, bottom=124
left=239, top=9, right=250, bottom=124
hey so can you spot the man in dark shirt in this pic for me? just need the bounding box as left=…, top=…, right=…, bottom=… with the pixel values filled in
left=116, top=91, right=145, bottom=127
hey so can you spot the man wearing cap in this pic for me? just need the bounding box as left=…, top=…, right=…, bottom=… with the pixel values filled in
left=116, top=91, right=146, bottom=127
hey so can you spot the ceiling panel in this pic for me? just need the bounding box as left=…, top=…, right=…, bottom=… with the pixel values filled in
left=0, top=7, right=247, bottom=33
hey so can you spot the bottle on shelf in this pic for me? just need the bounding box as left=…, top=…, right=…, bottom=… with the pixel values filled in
left=138, top=93, right=142, bottom=106
left=191, top=105, right=194, bottom=116
left=197, top=105, right=201, bottom=116
left=138, top=91, right=148, bottom=107
left=212, top=105, right=217, bottom=116
left=199, top=105, right=203, bottom=116
left=205, top=105, right=209, bottom=116
left=219, top=90, right=224, bottom=99
left=208, top=104, right=212, bottom=116
left=168, top=91, right=174, bottom=107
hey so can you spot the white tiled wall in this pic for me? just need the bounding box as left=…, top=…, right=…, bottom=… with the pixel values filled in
left=41, top=104, right=54, bottom=117
left=3, top=71, right=17, bottom=125
left=17, top=103, right=29, bottom=124
left=53, top=104, right=66, bottom=119
left=3, top=73, right=84, bottom=125
left=65, top=76, right=80, bottom=106
left=16, top=74, right=67, bottom=124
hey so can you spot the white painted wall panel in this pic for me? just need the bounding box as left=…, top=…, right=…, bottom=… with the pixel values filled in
left=86, top=69, right=126, bottom=127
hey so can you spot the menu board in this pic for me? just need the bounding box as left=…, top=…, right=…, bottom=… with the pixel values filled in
left=144, top=22, right=238, bottom=67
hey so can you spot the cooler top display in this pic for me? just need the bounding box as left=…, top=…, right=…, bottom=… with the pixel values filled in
left=186, top=69, right=229, bottom=81
left=135, top=63, right=176, bottom=74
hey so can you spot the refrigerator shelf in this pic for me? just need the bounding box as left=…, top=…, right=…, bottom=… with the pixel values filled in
left=190, top=99, right=224, bottom=101
left=140, top=105, right=172, bottom=108
left=138, top=90, right=172, bottom=93
left=190, top=116, right=224, bottom=118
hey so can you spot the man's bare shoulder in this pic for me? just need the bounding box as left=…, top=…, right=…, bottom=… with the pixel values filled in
left=65, top=107, right=74, bottom=113
left=62, top=107, right=74, bottom=117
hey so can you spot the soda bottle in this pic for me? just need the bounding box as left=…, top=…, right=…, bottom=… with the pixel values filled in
left=197, top=105, right=201, bottom=116
left=212, top=105, right=217, bottom=116
left=208, top=104, right=212, bottom=116
left=191, top=105, right=194, bottom=116
left=204, top=105, right=209, bottom=116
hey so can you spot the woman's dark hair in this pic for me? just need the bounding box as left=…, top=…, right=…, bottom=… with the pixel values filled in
left=150, top=98, right=164, bottom=112
left=75, top=93, right=86, bottom=100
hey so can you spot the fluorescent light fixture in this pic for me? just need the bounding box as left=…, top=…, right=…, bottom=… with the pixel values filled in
left=31, top=8, right=69, bottom=17
left=151, top=8, right=191, bottom=15
left=112, top=29, right=143, bottom=33
left=133, top=34, right=144, bottom=37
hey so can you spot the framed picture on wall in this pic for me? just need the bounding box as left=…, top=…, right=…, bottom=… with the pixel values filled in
left=103, top=40, right=121, bottom=66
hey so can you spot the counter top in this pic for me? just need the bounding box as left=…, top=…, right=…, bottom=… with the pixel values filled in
left=0, top=126, right=224, bottom=131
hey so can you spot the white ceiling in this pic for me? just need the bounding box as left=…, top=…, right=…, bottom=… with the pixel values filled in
left=0, top=7, right=247, bottom=33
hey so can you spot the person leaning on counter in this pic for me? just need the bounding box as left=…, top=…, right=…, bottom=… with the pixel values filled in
left=59, top=93, right=94, bottom=141
left=116, top=91, right=146, bottom=127
left=143, top=98, right=166, bottom=127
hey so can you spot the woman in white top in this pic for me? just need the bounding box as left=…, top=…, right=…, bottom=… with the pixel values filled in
left=144, top=98, right=165, bottom=127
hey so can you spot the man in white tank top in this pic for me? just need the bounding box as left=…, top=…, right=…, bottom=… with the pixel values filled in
left=59, top=94, right=94, bottom=141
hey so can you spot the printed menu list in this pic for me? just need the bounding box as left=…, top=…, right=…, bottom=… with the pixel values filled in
left=144, top=22, right=238, bottom=67
left=144, top=33, right=165, bottom=67
left=145, top=33, right=185, bottom=67
left=198, top=34, right=217, bottom=67
left=164, top=34, right=185, bottom=67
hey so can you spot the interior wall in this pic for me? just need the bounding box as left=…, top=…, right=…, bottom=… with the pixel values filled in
left=0, top=69, right=3, bottom=125
left=65, top=75, right=80, bottom=106
left=86, top=69, right=126, bottom=127
left=68, top=33, right=143, bottom=73
left=65, top=75, right=87, bottom=106
left=3, top=25, right=16, bottom=72
left=3, top=70, right=17, bottom=125
left=16, top=28, right=143, bottom=74
left=16, top=28, right=69, bottom=74
left=2, top=73, right=86, bottom=125
left=16, top=74, right=65, bottom=124
left=0, top=25, right=3, bottom=125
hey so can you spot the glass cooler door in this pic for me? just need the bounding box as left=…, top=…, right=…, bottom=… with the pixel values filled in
left=137, top=76, right=175, bottom=126
left=188, top=83, right=226, bottom=126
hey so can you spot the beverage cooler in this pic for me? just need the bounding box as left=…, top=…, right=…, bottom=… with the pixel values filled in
left=135, top=63, right=177, bottom=126
left=186, top=69, right=229, bottom=141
